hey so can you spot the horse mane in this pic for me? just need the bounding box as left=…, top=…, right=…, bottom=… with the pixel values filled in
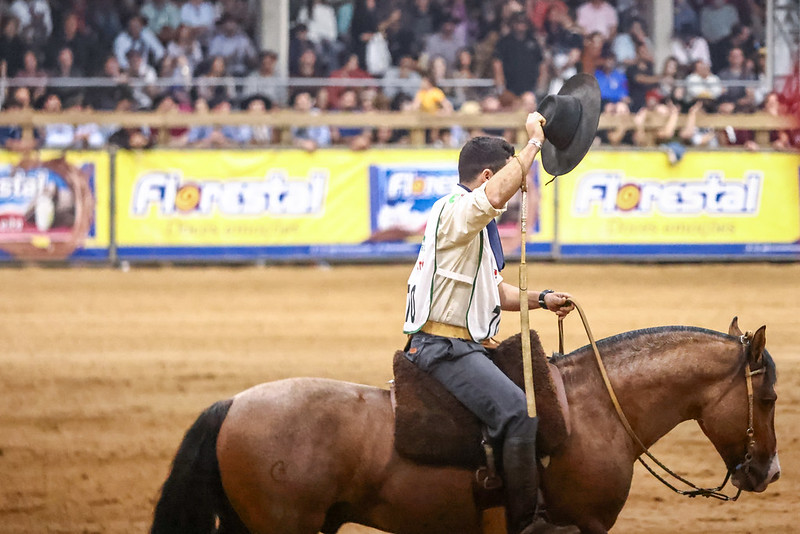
left=551, top=325, right=777, bottom=387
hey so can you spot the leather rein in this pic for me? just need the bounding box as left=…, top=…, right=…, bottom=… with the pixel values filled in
left=557, top=299, right=763, bottom=501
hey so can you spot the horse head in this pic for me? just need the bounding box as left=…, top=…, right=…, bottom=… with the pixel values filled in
left=697, top=317, right=780, bottom=494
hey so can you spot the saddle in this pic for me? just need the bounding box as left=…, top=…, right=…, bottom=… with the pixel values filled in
left=393, top=331, right=571, bottom=469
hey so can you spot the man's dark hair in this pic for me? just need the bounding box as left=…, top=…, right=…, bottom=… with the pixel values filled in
left=457, top=136, right=514, bottom=184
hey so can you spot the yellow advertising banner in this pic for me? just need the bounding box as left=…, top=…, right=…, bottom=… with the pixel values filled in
left=555, top=151, right=800, bottom=251
left=0, top=150, right=110, bottom=260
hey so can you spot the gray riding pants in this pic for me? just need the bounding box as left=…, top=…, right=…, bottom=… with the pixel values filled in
left=405, top=331, right=534, bottom=442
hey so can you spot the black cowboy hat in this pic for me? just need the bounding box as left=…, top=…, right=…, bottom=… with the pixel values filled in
left=537, top=73, right=601, bottom=177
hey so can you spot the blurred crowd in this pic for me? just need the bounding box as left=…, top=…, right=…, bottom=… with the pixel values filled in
left=0, top=0, right=798, bottom=152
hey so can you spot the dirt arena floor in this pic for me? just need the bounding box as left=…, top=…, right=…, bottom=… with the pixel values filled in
left=0, top=262, right=797, bottom=533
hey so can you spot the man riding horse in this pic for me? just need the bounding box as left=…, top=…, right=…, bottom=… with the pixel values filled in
left=402, top=74, right=601, bottom=534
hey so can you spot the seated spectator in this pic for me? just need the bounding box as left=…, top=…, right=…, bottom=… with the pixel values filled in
left=114, top=13, right=165, bottom=70
left=0, top=97, right=39, bottom=152
left=595, top=51, right=629, bottom=106
left=679, top=100, right=719, bottom=148
left=451, top=47, right=482, bottom=109
left=107, top=95, right=154, bottom=149
left=331, top=88, right=372, bottom=150
left=195, top=56, right=237, bottom=102
left=576, top=0, right=618, bottom=40
left=9, top=0, right=52, bottom=47
left=543, top=6, right=583, bottom=57
left=0, top=16, right=26, bottom=77
left=598, top=101, right=635, bottom=146
left=700, top=0, right=739, bottom=72
left=37, top=93, right=75, bottom=149
left=526, top=0, right=569, bottom=33
left=407, top=0, right=443, bottom=48
left=207, top=14, right=257, bottom=77
left=87, top=54, right=132, bottom=110
left=14, top=49, right=48, bottom=101
left=716, top=23, right=757, bottom=73
left=423, top=17, right=464, bottom=73
left=72, top=100, right=107, bottom=149
left=148, top=92, right=185, bottom=146
left=612, top=17, right=652, bottom=68
left=50, top=47, right=84, bottom=105
left=580, top=31, right=605, bottom=76
left=141, top=0, right=182, bottom=44
left=289, top=91, right=332, bottom=152
left=89, top=0, right=123, bottom=49
left=493, top=12, right=544, bottom=97
left=674, top=0, right=699, bottom=36
left=185, top=97, right=245, bottom=147
left=411, top=74, right=453, bottom=114
left=290, top=48, right=327, bottom=102
left=126, top=49, right=159, bottom=109
left=763, top=92, right=800, bottom=150
left=626, top=42, right=660, bottom=111
left=164, top=24, right=204, bottom=79
left=289, top=23, right=319, bottom=76
left=45, top=11, right=95, bottom=74
left=180, top=0, right=217, bottom=44
left=243, top=50, right=287, bottom=108
left=238, top=95, right=273, bottom=146
left=684, top=59, right=723, bottom=107
left=670, top=24, right=711, bottom=75
left=658, top=56, right=682, bottom=103
left=327, top=53, right=373, bottom=111
left=717, top=47, right=757, bottom=112
left=381, top=54, right=422, bottom=102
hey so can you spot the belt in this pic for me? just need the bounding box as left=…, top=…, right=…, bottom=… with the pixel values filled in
left=420, top=321, right=472, bottom=340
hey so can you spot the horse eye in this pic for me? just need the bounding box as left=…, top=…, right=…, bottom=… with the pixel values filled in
left=760, top=398, right=776, bottom=408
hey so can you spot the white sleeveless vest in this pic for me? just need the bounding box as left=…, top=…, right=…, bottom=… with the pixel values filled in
left=403, top=191, right=502, bottom=342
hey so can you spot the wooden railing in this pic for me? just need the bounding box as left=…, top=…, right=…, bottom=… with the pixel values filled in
left=0, top=109, right=796, bottom=147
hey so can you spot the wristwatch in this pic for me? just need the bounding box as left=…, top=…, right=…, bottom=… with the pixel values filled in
left=538, top=289, right=554, bottom=309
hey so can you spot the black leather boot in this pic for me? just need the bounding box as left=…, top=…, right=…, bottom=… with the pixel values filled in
left=502, top=418, right=539, bottom=534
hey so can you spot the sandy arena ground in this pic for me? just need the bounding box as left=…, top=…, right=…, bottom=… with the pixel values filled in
left=0, top=263, right=797, bottom=533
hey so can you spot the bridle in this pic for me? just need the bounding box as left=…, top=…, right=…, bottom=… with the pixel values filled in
left=558, top=300, right=764, bottom=501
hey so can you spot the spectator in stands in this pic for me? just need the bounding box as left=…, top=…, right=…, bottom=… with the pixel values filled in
left=716, top=23, right=757, bottom=72
left=575, top=0, right=618, bottom=40
left=207, top=14, right=257, bottom=76
left=72, top=98, right=108, bottom=149
left=423, top=17, right=464, bottom=73
left=14, top=49, right=48, bottom=101
left=296, top=0, right=339, bottom=48
left=0, top=15, right=26, bottom=78
left=658, top=55, right=682, bottom=103
left=526, top=0, right=568, bottom=33
left=700, top=0, right=739, bottom=72
left=763, top=92, right=800, bottom=150
left=185, top=97, right=246, bottom=147
left=580, top=31, right=605, bottom=76
left=382, top=54, right=422, bottom=101
left=238, top=94, right=274, bottom=146
left=595, top=50, right=629, bottom=106
left=684, top=59, right=724, bottom=108
left=45, top=12, right=95, bottom=74
left=612, top=17, right=652, bottom=68
left=114, top=13, right=165, bottom=70
left=50, top=47, right=84, bottom=105
left=243, top=50, right=287, bottom=108
left=680, top=99, right=719, bottom=148
left=493, top=12, right=544, bottom=97
left=717, top=47, right=757, bottom=112
left=350, top=0, right=400, bottom=72
left=289, top=23, right=318, bottom=75
left=451, top=47, right=481, bottom=109
left=598, top=101, right=635, bottom=146
left=164, top=24, right=204, bottom=78
left=88, top=0, right=124, bottom=49
left=412, top=73, right=453, bottom=145
left=327, top=52, right=373, bottom=111
left=407, top=0, right=443, bottom=51
left=126, top=49, right=159, bottom=109
left=331, top=88, right=372, bottom=150
left=141, top=0, right=181, bottom=44
left=547, top=46, right=580, bottom=94
left=290, top=48, right=327, bottom=102
left=626, top=42, right=660, bottom=111
left=37, top=92, right=75, bottom=149
left=543, top=5, right=583, bottom=57
left=670, top=23, right=711, bottom=75
left=289, top=91, right=332, bottom=152
left=87, top=54, right=131, bottom=110
left=107, top=94, right=153, bottom=149
left=180, top=0, right=217, bottom=43
left=0, top=96, right=39, bottom=151
left=385, top=6, right=419, bottom=66
left=195, top=55, right=237, bottom=102
left=8, top=0, right=52, bottom=48
left=674, top=0, right=699, bottom=36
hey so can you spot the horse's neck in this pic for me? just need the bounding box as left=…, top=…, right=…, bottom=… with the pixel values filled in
left=566, top=331, right=739, bottom=450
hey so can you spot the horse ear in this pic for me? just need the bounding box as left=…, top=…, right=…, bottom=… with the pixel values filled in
left=728, top=316, right=742, bottom=337
left=748, top=325, right=767, bottom=364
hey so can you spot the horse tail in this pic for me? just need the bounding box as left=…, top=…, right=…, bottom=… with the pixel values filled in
left=151, top=398, right=247, bottom=534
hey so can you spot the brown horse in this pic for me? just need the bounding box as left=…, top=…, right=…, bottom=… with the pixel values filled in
left=150, top=318, right=780, bottom=534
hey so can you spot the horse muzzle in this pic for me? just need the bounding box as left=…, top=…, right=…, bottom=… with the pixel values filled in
left=732, top=452, right=781, bottom=492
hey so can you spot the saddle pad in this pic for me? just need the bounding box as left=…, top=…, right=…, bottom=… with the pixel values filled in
left=393, top=331, right=569, bottom=469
